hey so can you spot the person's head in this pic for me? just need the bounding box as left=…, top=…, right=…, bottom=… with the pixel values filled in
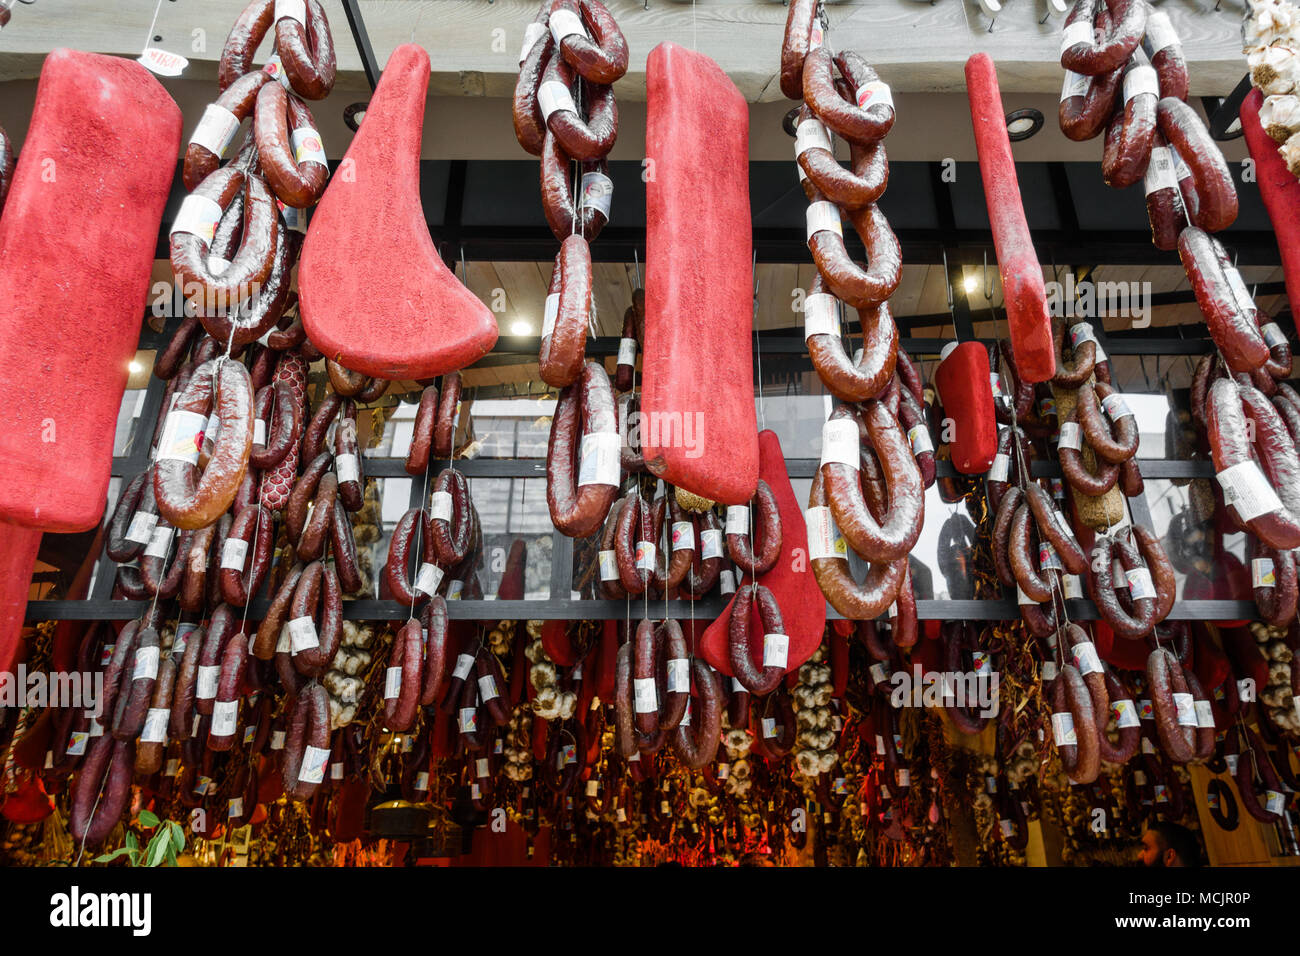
left=1140, top=823, right=1202, bottom=867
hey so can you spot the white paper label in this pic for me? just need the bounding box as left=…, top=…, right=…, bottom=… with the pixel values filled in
left=157, top=409, right=208, bottom=465
left=1059, top=19, right=1093, bottom=54
left=458, top=707, right=478, bottom=733
left=452, top=654, right=475, bottom=680
left=541, top=292, right=560, bottom=339
left=414, top=562, right=444, bottom=597
left=141, top=707, right=169, bottom=744
left=290, top=126, right=327, bottom=168
left=666, top=658, right=690, bottom=693
left=428, top=491, right=454, bottom=523
left=335, top=453, right=359, bottom=485
left=794, top=118, right=832, bottom=159
left=1039, top=540, right=1063, bottom=572
left=580, top=171, right=613, bottom=220
left=1123, top=65, right=1159, bottom=103
left=1253, top=546, right=1274, bottom=582
left=1143, top=145, right=1177, bottom=196
left=1143, top=10, right=1179, bottom=56
left=537, top=80, right=577, bottom=122
left=908, top=423, right=934, bottom=456
left=856, top=80, right=893, bottom=111
left=1063, top=573, right=1083, bottom=599
left=617, top=337, right=637, bottom=365
left=725, top=505, right=750, bottom=536
left=548, top=6, right=587, bottom=44
left=190, top=103, right=240, bottom=158
left=169, top=194, right=223, bottom=244
left=212, top=699, right=238, bottom=736
left=275, top=0, right=306, bottom=23
left=1101, top=391, right=1134, bottom=422
left=1194, top=699, right=1214, bottom=729
left=803, top=292, right=839, bottom=341
left=1017, top=585, right=1036, bottom=607
left=447, top=579, right=464, bottom=600
left=1173, top=692, right=1198, bottom=727
left=1060, top=69, right=1090, bottom=102
left=1217, top=461, right=1283, bottom=521
left=579, top=431, right=621, bottom=488
left=1051, top=711, right=1078, bottom=746
left=221, top=537, right=249, bottom=573
left=1072, top=641, right=1103, bottom=676
left=173, top=622, right=196, bottom=657
left=661, top=521, right=693, bottom=555
left=270, top=730, right=286, bottom=751
left=719, top=569, right=736, bottom=595
left=384, top=665, right=402, bottom=700
left=1225, top=753, right=1239, bottom=775
left=805, top=505, right=847, bottom=561
left=519, top=20, right=548, bottom=62
left=598, top=549, right=619, bottom=582
left=1262, top=323, right=1287, bottom=349
left=478, top=673, right=499, bottom=702
left=700, top=528, right=724, bottom=560
left=298, top=745, right=330, bottom=784
left=632, top=540, right=655, bottom=573
left=288, top=615, right=319, bottom=653
left=132, top=645, right=160, bottom=681
left=762, top=717, right=778, bottom=738
left=138, top=47, right=189, bottom=77
left=633, top=677, right=657, bottom=713
left=987, top=453, right=1010, bottom=483
left=762, top=633, right=789, bottom=669
left=196, top=664, right=220, bottom=700
left=1058, top=421, right=1083, bottom=452
left=125, top=510, right=158, bottom=545
left=820, top=418, right=860, bottom=469
left=1112, top=698, right=1140, bottom=729
left=805, top=201, right=843, bottom=243
left=1266, top=790, right=1287, bottom=814
left=1125, top=566, right=1156, bottom=600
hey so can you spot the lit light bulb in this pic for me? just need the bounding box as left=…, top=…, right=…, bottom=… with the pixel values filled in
left=510, top=320, right=533, bottom=336
left=129, top=361, right=143, bottom=374
left=963, top=276, right=979, bottom=294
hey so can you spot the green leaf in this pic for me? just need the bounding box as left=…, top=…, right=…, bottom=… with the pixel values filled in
left=137, top=809, right=160, bottom=829
left=125, top=831, right=139, bottom=852
left=92, top=847, right=134, bottom=864
left=144, top=834, right=169, bottom=868
left=168, top=821, right=186, bottom=854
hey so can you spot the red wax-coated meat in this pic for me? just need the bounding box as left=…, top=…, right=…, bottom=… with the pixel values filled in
left=934, top=342, right=998, bottom=474
left=0, top=527, right=42, bottom=673
left=642, top=42, right=758, bottom=505
left=698, top=430, right=825, bottom=676
left=965, top=54, right=1055, bottom=383
left=1243, top=89, right=1300, bottom=314
left=0, top=50, right=180, bottom=532
left=0, top=51, right=180, bottom=672
left=299, top=44, right=497, bottom=379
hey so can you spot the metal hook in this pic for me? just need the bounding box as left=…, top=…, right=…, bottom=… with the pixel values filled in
left=982, top=249, right=995, bottom=302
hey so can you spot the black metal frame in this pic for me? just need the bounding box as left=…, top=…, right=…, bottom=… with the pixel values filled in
left=23, top=253, right=1289, bottom=624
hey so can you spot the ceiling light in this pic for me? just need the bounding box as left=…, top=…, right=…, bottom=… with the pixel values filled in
left=510, top=320, right=533, bottom=336
left=129, top=361, right=142, bottom=374
left=1005, top=108, right=1044, bottom=141
left=963, top=275, right=979, bottom=294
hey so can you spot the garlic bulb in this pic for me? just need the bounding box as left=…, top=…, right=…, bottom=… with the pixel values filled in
left=1250, top=45, right=1300, bottom=95
left=1261, top=93, right=1300, bottom=142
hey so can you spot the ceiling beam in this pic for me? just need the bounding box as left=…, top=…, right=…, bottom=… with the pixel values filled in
left=0, top=0, right=1250, bottom=99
